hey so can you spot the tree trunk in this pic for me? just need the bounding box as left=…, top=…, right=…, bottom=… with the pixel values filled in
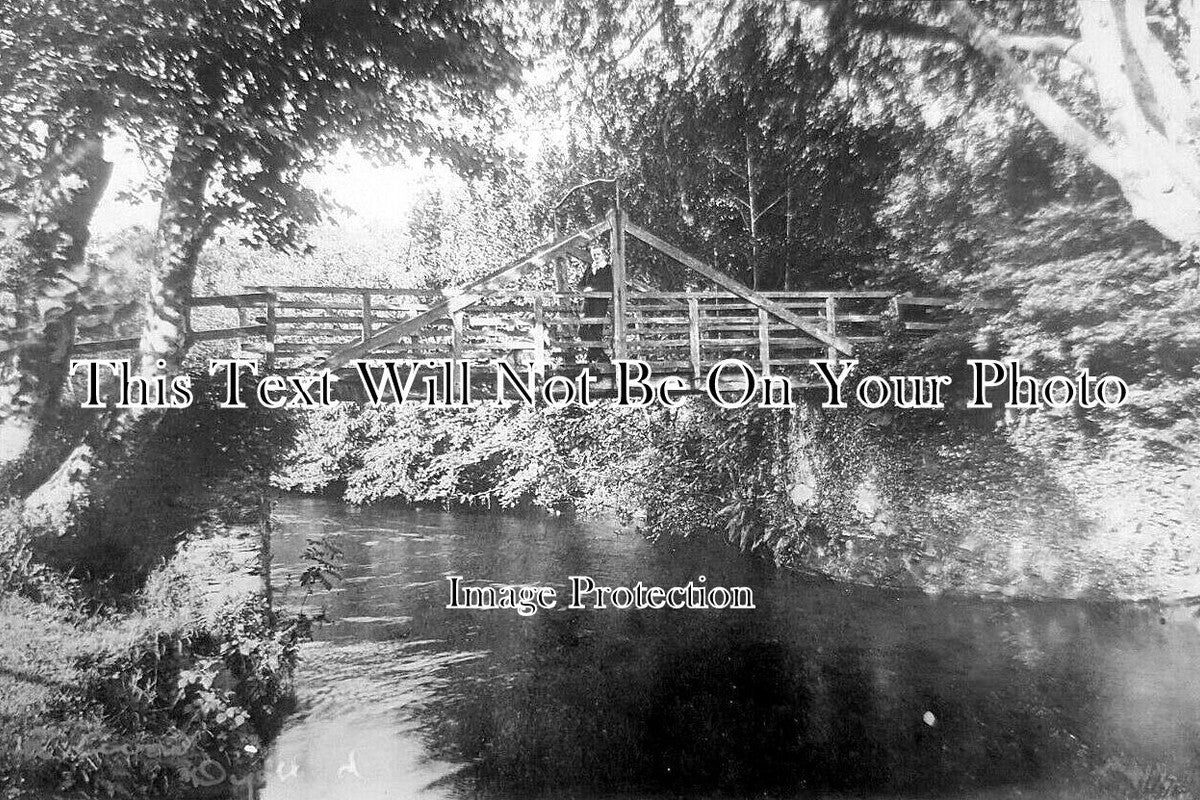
left=138, top=126, right=218, bottom=375
left=23, top=125, right=218, bottom=532
left=746, top=133, right=760, bottom=290
left=784, top=181, right=794, bottom=291
left=0, top=104, right=111, bottom=472
left=21, top=405, right=165, bottom=532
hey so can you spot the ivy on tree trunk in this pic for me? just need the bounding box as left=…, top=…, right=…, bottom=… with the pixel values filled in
left=0, top=101, right=111, bottom=472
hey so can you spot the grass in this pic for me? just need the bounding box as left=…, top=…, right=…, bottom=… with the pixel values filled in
left=0, top=524, right=298, bottom=799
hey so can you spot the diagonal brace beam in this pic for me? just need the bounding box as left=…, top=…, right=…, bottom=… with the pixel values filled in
left=320, top=218, right=612, bottom=371
left=624, top=221, right=855, bottom=356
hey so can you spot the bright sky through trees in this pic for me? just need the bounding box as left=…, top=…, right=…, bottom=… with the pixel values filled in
left=93, top=137, right=437, bottom=235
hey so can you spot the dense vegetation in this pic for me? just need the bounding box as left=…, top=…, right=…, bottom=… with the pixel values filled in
left=2, top=1, right=1200, bottom=791
left=0, top=380, right=306, bottom=797
left=260, top=1, right=1198, bottom=598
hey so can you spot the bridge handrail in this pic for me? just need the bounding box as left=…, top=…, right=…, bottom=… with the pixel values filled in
left=69, top=211, right=962, bottom=374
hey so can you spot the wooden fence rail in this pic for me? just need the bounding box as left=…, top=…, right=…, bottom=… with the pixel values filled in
left=73, top=287, right=955, bottom=382
left=69, top=214, right=958, bottom=384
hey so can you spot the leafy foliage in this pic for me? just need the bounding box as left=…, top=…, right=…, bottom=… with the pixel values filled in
left=0, top=0, right=522, bottom=247
left=277, top=404, right=655, bottom=513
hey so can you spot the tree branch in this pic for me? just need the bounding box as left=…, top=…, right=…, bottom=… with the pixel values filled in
left=994, top=32, right=1084, bottom=63
left=856, top=12, right=1089, bottom=68
left=942, top=1, right=1124, bottom=178
left=1118, top=0, right=1197, bottom=142
left=1184, top=0, right=1200, bottom=84
left=752, top=193, right=786, bottom=222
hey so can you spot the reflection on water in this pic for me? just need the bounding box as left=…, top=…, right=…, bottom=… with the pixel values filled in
left=260, top=496, right=1200, bottom=799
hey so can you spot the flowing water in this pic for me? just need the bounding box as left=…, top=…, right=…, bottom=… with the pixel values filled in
left=259, top=496, right=1200, bottom=799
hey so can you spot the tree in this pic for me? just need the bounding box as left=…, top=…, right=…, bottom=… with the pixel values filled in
left=133, top=0, right=520, bottom=376
left=938, top=0, right=1200, bottom=251
left=557, top=0, right=1200, bottom=252
left=0, top=1, right=159, bottom=470
left=0, top=0, right=293, bottom=469
left=5, top=0, right=520, bottom=526
left=528, top=2, right=909, bottom=292
left=809, top=0, right=1200, bottom=253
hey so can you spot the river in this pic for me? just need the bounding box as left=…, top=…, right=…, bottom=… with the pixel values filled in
left=259, top=495, right=1200, bottom=799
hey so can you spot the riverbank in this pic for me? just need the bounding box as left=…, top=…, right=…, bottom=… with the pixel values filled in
left=0, top=388, right=302, bottom=798
left=0, top=521, right=298, bottom=799
left=779, top=402, right=1200, bottom=602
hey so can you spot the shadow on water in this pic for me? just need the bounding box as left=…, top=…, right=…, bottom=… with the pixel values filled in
left=258, top=496, right=1200, bottom=800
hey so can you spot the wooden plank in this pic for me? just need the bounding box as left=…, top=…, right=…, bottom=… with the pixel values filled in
left=758, top=308, right=771, bottom=375
left=264, top=293, right=277, bottom=369
left=277, top=299, right=425, bottom=312
left=275, top=315, right=364, bottom=324
left=622, top=316, right=691, bottom=326
left=768, top=358, right=829, bottom=366
left=451, top=311, right=464, bottom=360
left=609, top=208, right=627, bottom=360
left=546, top=315, right=609, bottom=326
left=625, top=342, right=691, bottom=352
left=703, top=317, right=821, bottom=328
left=236, top=306, right=247, bottom=354
left=624, top=221, right=854, bottom=355
left=361, top=292, right=373, bottom=343
left=189, top=292, right=272, bottom=308
left=532, top=295, right=546, bottom=376
left=257, top=285, right=437, bottom=296
left=189, top=325, right=269, bottom=343
left=825, top=296, right=838, bottom=363
left=628, top=290, right=894, bottom=300
left=547, top=291, right=612, bottom=300
left=894, top=296, right=954, bottom=306
left=320, top=218, right=611, bottom=370
left=72, top=337, right=139, bottom=354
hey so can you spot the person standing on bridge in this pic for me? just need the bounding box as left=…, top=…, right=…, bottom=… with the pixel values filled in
left=578, top=239, right=613, bottom=364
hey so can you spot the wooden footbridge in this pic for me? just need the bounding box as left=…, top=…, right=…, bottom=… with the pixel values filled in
left=76, top=212, right=952, bottom=393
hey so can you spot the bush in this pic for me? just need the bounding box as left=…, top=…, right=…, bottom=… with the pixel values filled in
left=277, top=403, right=656, bottom=513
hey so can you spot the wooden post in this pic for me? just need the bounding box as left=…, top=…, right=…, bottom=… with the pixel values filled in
left=532, top=295, right=547, bottom=377
left=264, top=292, right=277, bottom=370
left=758, top=307, right=771, bottom=376
left=451, top=310, right=464, bottom=359
left=688, top=297, right=702, bottom=381
left=608, top=208, right=628, bottom=360
left=825, top=296, right=838, bottom=364
left=361, top=292, right=373, bottom=343
left=623, top=221, right=853, bottom=355
left=450, top=309, right=464, bottom=400
left=236, top=306, right=247, bottom=356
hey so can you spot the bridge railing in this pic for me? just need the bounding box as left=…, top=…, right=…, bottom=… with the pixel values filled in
left=71, top=285, right=955, bottom=378
left=72, top=291, right=274, bottom=357
left=254, top=286, right=952, bottom=376
left=624, top=291, right=899, bottom=377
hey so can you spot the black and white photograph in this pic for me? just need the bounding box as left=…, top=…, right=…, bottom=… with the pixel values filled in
left=2, top=1, right=1200, bottom=798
